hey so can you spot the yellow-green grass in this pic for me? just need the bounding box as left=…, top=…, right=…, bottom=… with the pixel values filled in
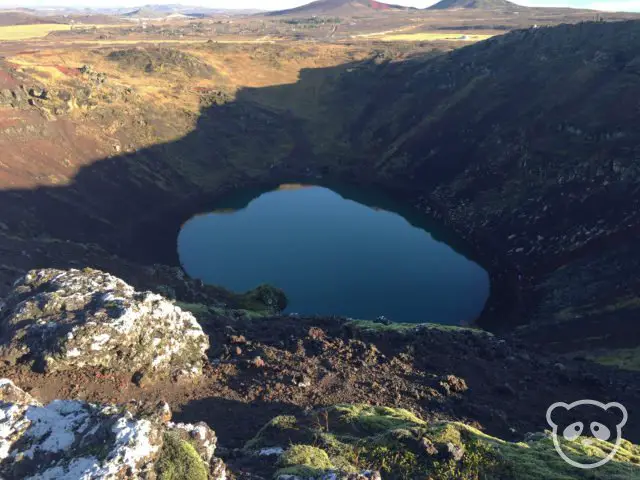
left=0, top=24, right=78, bottom=41
left=19, top=38, right=280, bottom=46
left=378, top=32, right=496, bottom=42
left=588, top=347, right=640, bottom=372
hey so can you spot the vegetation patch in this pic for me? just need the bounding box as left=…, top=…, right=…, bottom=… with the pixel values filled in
left=239, top=284, right=288, bottom=314
left=0, top=24, right=83, bottom=41
left=246, top=404, right=640, bottom=479
left=276, top=445, right=334, bottom=477
left=328, top=404, right=426, bottom=435
left=378, top=32, right=496, bottom=42
left=344, top=319, right=490, bottom=337
left=587, top=347, right=640, bottom=372
left=244, top=415, right=314, bottom=451
left=156, top=432, right=209, bottom=480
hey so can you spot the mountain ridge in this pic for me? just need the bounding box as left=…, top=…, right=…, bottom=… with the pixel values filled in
left=268, top=0, right=412, bottom=17
left=428, top=0, right=522, bottom=10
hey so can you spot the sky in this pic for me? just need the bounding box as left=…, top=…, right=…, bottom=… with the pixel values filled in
left=5, top=0, right=640, bottom=12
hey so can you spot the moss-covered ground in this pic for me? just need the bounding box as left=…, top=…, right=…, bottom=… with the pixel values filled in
left=243, top=404, right=640, bottom=479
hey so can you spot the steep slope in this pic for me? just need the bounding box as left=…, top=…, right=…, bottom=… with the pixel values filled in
left=268, top=0, right=411, bottom=16
left=429, top=0, right=522, bottom=10
left=318, top=20, right=640, bottom=352
left=2, top=22, right=640, bottom=361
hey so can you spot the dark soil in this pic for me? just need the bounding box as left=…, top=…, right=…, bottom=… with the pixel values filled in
left=3, top=313, right=640, bottom=475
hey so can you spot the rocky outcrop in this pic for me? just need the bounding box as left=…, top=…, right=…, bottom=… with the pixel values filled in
left=106, top=48, right=215, bottom=78
left=0, top=379, right=226, bottom=479
left=0, top=268, right=209, bottom=379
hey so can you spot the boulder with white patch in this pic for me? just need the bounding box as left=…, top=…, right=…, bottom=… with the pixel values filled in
left=0, top=268, right=209, bottom=379
left=0, top=380, right=226, bottom=479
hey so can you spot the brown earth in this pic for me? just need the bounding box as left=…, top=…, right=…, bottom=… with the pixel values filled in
left=3, top=313, right=640, bottom=466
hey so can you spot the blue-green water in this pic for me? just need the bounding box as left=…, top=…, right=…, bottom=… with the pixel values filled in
left=178, top=185, right=489, bottom=325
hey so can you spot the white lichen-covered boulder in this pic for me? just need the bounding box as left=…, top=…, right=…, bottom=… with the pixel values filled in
left=0, top=379, right=226, bottom=479
left=0, top=268, right=209, bottom=379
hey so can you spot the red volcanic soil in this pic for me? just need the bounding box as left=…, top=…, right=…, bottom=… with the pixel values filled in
left=56, top=65, right=81, bottom=77
left=369, top=0, right=393, bottom=10
left=268, top=0, right=407, bottom=16
left=0, top=109, right=21, bottom=130
left=0, top=68, right=20, bottom=89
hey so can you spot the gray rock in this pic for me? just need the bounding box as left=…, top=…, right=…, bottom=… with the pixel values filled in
left=0, top=378, right=41, bottom=406
left=445, top=441, right=465, bottom=461
left=0, top=268, right=209, bottom=379
left=0, top=380, right=226, bottom=479
left=420, top=436, right=438, bottom=455
left=166, top=421, right=218, bottom=465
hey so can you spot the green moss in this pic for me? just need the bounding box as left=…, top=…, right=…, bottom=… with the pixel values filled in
left=276, top=445, right=334, bottom=477
left=156, top=433, right=208, bottom=480
left=587, top=347, right=640, bottom=371
left=329, top=404, right=425, bottom=435
left=430, top=422, right=462, bottom=445
left=345, top=319, right=490, bottom=337
left=446, top=423, right=640, bottom=480
left=345, top=320, right=418, bottom=335
left=176, top=301, right=272, bottom=321
left=552, top=296, right=640, bottom=325
left=244, top=415, right=304, bottom=450
left=239, top=284, right=288, bottom=313
left=251, top=406, right=640, bottom=480
left=175, top=302, right=211, bottom=316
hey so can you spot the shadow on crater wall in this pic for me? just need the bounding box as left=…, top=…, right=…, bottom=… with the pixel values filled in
left=0, top=51, right=495, bottom=275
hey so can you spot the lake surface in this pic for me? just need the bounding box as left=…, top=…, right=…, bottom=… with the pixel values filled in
left=178, top=185, right=490, bottom=324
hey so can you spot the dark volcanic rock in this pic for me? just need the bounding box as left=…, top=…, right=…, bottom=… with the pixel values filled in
left=106, top=47, right=215, bottom=78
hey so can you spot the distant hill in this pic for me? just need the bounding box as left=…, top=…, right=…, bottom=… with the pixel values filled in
left=268, top=0, right=412, bottom=17
left=122, top=7, right=170, bottom=19
left=120, top=4, right=263, bottom=16
left=9, top=5, right=264, bottom=21
left=428, top=0, right=521, bottom=10
left=0, top=11, right=58, bottom=26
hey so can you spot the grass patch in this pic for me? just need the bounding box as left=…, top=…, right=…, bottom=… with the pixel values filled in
left=587, top=347, right=640, bottom=372
left=0, top=24, right=108, bottom=41
left=345, top=319, right=490, bottom=336
left=377, top=33, right=496, bottom=42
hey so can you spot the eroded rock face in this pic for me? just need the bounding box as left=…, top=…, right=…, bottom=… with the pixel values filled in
left=0, top=380, right=226, bottom=479
left=0, top=268, right=209, bottom=378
